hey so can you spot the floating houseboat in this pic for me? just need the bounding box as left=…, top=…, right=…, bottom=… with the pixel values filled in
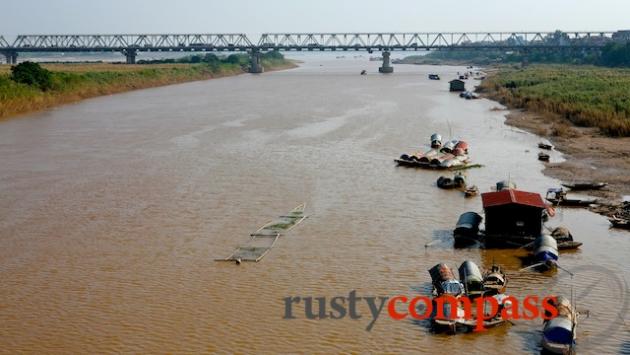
left=449, top=79, right=466, bottom=92
left=481, top=187, right=547, bottom=247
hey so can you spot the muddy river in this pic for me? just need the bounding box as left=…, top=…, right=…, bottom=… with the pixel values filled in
left=1, top=56, right=628, bottom=354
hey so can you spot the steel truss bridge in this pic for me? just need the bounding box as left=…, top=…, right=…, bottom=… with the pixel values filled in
left=0, top=31, right=619, bottom=72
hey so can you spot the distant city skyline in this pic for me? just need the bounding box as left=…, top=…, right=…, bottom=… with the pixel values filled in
left=1, top=0, right=629, bottom=40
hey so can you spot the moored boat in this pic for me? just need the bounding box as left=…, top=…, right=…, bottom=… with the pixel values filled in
left=561, top=182, right=607, bottom=190
left=542, top=296, right=577, bottom=354
left=464, top=185, right=479, bottom=197
left=483, top=264, right=507, bottom=295
left=437, top=173, right=466, bottom=190
left=545, top=188, right=597, bottom=207
left=550, top=226, right=583, bottom=250
left=396, top=136, right=472, bottom=169
left=609, top=216, right=630, bottom=230
left=428, top=263, right=467, bottom=333
left=538, top=152, right=550, bottom=161
left=428, top=262, right=509, bottom=333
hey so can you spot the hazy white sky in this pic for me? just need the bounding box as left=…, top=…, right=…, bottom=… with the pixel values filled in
left=1, top=0, right=629, bottom=40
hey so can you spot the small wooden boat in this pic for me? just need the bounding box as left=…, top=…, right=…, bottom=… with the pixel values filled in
left=437, top=176, right=455, bottom=189
left=545, top=188, right=597, bottom=207
left=542, top=296, right=577, bottom=354
left=453, top=173, right=466, bottom=188
left=428, top=263, right=468, bottom=333
left=538, top=152, right=550, bottom=161
left=538, top=142, right=554, bottom=150
left=550, top=226, right=583, bottom=249
left=428, top=262, right=510, bottom=333
left=463, top=92, right=479, bottom=100
left=437, top=173, right=466, bottom=189
left=483, top=264, right=507, bottom=295
left=609, top=216, right=630, bottom=229
left=218, top=204, right=306, bottom=263
left=459, top=91, right=475, bottom=98
left=561, top=182, right=607, bottom=190
left=464, top=185, right=478, bottom=197
left=557, top=241, right=583, bottom=250
left=548, top=197, right=597, bottom=207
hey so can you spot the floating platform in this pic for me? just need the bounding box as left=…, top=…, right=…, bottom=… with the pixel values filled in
left=217, top=204, right=306, bottom=263
left=394, top=158, right=481, bottom=170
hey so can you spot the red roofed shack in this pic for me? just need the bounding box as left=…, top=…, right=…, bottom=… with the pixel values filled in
left=481, top=189, right=546, bottom=238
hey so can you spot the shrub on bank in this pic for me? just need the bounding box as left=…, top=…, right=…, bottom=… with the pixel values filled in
left=10, top=61, right=53, bottom=90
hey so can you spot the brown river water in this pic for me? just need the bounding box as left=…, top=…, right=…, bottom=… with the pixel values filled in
left=1, top=57, right=629, bottom=354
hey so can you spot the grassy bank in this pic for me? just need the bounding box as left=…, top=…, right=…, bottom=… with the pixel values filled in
left=400, top=41, right=630, bottom=67
left=477, top=65, right=630, bottom=137
left=0, top=56, right=295, bottom=120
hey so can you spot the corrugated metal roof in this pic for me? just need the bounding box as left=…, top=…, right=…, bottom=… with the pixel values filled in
left=481, top=189, right=546, bottom=209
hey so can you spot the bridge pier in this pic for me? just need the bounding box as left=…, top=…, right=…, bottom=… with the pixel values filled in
left=122, top=48, right=137, bottom=64
left=520, top=49, right=529, bottom=67
left=3, top=51, right=18, bottom=64
left=249, top=50, right=263, bottom=73
left=378, top=50, right=393, bottom=73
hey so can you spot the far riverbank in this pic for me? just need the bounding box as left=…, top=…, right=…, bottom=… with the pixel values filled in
left=0, top=59, right=297, bottom=120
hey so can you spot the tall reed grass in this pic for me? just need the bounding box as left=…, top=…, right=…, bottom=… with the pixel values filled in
left=478, top=65, right=630, bottom=137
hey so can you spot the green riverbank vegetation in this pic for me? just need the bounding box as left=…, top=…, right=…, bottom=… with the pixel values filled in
left=477, top=65, right=630, bottom=137
left=400, top=40, right=630, bottom=67
left=0, top=52, right=294, bottom=119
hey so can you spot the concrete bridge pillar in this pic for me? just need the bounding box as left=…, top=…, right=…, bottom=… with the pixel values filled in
left=4, top=51, right=18, bottom=64
left=123, top=48, right=137, bottom=64
left=379, top=50, right=393, bottom=73
left=521, top=49, right=529, bottom=67
left=249, top=50, right=263, bottom=73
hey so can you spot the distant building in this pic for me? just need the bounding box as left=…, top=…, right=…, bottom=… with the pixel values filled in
left=449, top=79, right=465, bottom=92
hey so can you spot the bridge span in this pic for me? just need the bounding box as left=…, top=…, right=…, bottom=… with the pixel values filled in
left=0, top=31, right=620, bottom=73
